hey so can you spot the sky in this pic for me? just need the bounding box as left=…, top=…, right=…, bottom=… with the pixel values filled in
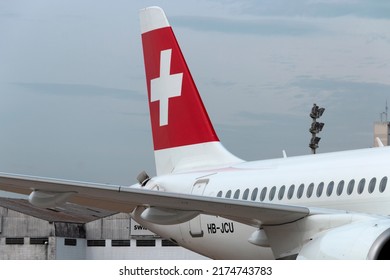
left=1, top=0, right=390, bottom=191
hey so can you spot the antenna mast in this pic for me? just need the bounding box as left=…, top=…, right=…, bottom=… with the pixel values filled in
left=380, top=100, right=388, bottom=123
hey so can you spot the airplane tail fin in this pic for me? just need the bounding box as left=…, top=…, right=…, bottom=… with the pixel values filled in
left=140, top=7, right=242, bottom=175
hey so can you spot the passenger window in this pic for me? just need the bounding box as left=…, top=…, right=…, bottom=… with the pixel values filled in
left=234, top=189, right=240, bottom=199
left=380, top=176, right=387, bottom=193
left=297, top=184, right=304, bottom=199
left=217, top=191, right=223, bottom=197
left=278, top=185, right=286, bottom=200
left=336, top=180, right=344, bottom=196
left=357, top=178, right=366, bottom=194
left=260, top=187, right=267, bottom=201
left=307, top=183, right=314, bottom=198
left=287, top=184, right=295, bottom=200
left=326, top=181, right=334, bottom=197
left=316, top=182, right=324, bottom=197
left=368, top=178, right=376, bottom=194
left=225, top=190, right=232, bottom=198
left=242, top=188, right=249, bottom=200
left=269, top=186, right=276, bottom=201
left=347, top=179, right=355, bottom=195
left=251, top=188, right=258, bottom=201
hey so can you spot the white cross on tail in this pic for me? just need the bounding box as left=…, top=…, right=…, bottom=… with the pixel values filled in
left=151, top=49, right=183, bottom=126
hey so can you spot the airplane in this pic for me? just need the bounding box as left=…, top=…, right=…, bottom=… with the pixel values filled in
left=0, top=6, right=390, bottom=260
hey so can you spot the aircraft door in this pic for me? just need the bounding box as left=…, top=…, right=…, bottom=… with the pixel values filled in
left=189, top=179, right=209, bottom=237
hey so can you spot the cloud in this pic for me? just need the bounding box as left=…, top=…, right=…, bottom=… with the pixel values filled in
left=13, top=82, right=143, bottom=101
left=215, top=0, right=390, bottom=19
left=291, top=77, right=390, bottom=98
left=235, top=110, right=303, bottom=124
left=171, top=15, right=321, bottom=36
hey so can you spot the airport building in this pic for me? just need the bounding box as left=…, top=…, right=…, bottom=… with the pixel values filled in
left=374, top=121, right=390, bottom=147
left=0, top=198, right=206, bottom=260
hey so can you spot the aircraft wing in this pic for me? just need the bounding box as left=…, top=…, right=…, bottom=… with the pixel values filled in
left=0, top=172, right=310, bottom=226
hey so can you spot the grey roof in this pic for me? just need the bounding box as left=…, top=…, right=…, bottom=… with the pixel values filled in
left=0, top=197, right=117, bottom=224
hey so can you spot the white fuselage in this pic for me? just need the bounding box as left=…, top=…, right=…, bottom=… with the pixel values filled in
left=132, top=146, right=390, bottom=259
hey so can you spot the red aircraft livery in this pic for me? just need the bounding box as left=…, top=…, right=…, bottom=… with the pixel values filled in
left=141, top=26, right=219, bottom=151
